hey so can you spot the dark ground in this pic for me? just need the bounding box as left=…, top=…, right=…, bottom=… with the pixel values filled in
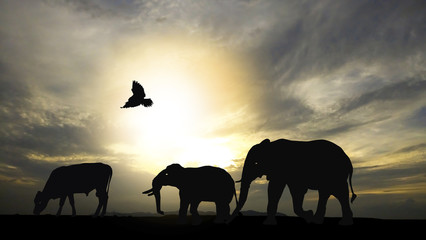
left=3, top=215, right=425, bottom=238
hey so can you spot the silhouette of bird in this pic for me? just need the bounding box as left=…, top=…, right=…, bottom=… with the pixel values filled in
left=121, top=80, right=153, bottom=108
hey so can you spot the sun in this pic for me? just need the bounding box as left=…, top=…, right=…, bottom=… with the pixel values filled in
left=103, top=33, right=255, bottom=173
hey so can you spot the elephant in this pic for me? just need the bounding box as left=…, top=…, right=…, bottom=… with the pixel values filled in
left=228, top=138, right=357, bottom=225
left=143, top=164, right=238, bottom=225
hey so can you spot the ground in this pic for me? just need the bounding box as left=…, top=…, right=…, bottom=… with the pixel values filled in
left=3, top=215, right=424, bottom=238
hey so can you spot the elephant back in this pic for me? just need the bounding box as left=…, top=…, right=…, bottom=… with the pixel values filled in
left=185, top=166, right=235, bottom=201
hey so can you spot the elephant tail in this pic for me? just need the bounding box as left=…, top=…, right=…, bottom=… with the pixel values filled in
left=349, top=167, right=357, bottom=203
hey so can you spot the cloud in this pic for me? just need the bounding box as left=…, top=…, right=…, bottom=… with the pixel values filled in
left=406, top=106, right=426, bottom=129
left=262, top=0, right=426, bottom=84
left=0, top=0, right=425, bottom=218
left=199, top=1, right=426, bottom=146
left=356, top=196, right=426, bottom=219
left=339, top=78, right=426, bottom=114
left=394, top=143, right=426, bottom=155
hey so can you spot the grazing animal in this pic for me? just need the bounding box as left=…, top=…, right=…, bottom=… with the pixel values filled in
left=121, top=80, right=153, bottom=108
left=33, top=163, right=113, bottom=216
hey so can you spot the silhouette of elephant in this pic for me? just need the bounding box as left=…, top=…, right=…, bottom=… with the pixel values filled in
left=143, top=164, right=238, bottom=225
left=228, top=139, right=356, bottom=225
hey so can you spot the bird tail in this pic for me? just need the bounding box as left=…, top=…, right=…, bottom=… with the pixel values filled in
left=142, top=98, right=153, bottom=107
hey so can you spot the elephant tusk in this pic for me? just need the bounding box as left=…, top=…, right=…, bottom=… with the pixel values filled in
left=142, top=188, right=153, bottom=195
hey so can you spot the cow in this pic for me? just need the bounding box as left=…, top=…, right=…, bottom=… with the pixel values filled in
left=33, top=163, right=113, bottom=216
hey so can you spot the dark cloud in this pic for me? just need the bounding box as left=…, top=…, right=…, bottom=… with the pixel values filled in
left=393, top=142, right=426, bottom=155
left=253, top=0, right=426, bottom=85
left=45, top=0, right=141, bottom=19
left=1, top=0, right=425, bottom=218
left=406, top=106, right=426, bottom=129
left=216, top=1, right=426, bottom=142
left=0, top=82, right=107, bottom=159
left=255, top=96, right=315, bottom=132
left=339, top=78, right=426, bottom=114
left=0, top=109, right=107, bottom=187
left=299, top=78, right=426, bottom=138
left=356, top=196, right=426, bottom=219
left=5, top=123, right=103, bottom=157
left=355, top=162, right=426, bottom=192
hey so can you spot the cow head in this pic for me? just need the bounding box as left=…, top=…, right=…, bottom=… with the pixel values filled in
left=33, top=191, right=48, bottom=215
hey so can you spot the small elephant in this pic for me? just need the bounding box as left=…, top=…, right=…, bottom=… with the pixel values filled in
left=229, top=139, right=357, bottom=225
left=143, top=164, right=238, bottom=225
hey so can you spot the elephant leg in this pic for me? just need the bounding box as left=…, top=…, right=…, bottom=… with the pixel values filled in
left=289, top=186, right=313, bottom=223
left=313, top=190, right=330, bottom=224
left=264, top=180, right=286, bottom=225
left=68, top=194, right=76, bottom=216
left=56, top=196, right=66, bottom=216
left=214, top=202, right=229, bottom=224
left=190, top=201, right=202, bottom=225
left=334, top=183, right=353, bottom=225
left=178, top=198, right=189, bottom=225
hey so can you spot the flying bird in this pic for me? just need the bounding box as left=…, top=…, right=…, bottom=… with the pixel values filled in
left=121, top=80, right=153, bottom=108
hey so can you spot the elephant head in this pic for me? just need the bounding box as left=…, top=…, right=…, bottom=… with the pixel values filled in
left=228, top=139, right=272, bottom=222
left=142, top=164, right=184, bottom=215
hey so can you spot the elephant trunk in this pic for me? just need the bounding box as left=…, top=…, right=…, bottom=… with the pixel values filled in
left=152, top=175, right=164, bottom=215
left=154, top=190, right=164, bottom=215
left=142, top=173, right=165, bottom=215
left=227, top=182, right=251, bottom=223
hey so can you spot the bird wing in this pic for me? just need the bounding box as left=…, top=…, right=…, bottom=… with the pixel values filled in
left=121, top=95, right=139, bottom=108
left=131, top=80, right=146, bottom=98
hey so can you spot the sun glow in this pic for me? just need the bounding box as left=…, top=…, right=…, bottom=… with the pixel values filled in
left=101, top=34, right=255, bottom=173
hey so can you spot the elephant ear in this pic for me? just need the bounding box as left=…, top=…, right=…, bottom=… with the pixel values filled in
left=259, top=139, right=273, bottom=164
left=255, top=139, right=271, bottom=156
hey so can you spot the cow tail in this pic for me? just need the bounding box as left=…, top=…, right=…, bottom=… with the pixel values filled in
left=106, top=166, right=113, bottom=195
left=349, top=165, right=357, bottom=203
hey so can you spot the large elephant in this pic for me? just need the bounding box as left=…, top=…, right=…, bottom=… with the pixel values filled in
left=143, top=164, right=238, bottom=225
left=228, top=139, right=356, bottom=225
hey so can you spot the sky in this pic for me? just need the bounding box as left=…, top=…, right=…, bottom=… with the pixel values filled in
left=0, top=0, right=425, bottom=219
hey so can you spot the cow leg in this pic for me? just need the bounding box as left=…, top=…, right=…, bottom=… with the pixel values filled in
left=94, top=197, right=102, bottom=217
left=94, top=188, right=109, bottom=217
left=100, top=193, right=108, bottom=217
left=56, top=196, right=66, bottom=216
left=68, top=194, right=76, bottom=216
left=94, top=190, right=106, bottom=217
